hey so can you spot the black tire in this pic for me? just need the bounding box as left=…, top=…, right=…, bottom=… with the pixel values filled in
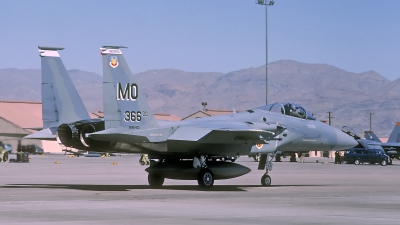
left=148, top=173, right=164, bottom=188
left=198, top=168, right=214, bottom=188
left=354, top=159, right=360, bottom=165
left=261, top=174, right=272, bottom=186
left=3, top=152, right=8, bottom=162
left=381, top=160, right=387, bottom=166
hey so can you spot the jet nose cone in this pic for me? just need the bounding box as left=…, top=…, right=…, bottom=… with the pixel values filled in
left=333, top=128, right=358, bottom=150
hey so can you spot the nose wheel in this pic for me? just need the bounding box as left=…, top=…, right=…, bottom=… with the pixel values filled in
left=261, top=174, right=271, bottom=186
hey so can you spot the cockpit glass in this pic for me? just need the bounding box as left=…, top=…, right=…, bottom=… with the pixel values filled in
left=255, top=102, right=316, bottom=120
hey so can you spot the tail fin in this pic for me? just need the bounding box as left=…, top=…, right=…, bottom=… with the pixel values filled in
left=364, top=131, right=382, bottom=143
left=100, top=46, right=158, bottom=130
left=39, top=46, right=90, bottom=128
left=388, top=122, right=400, bottom=143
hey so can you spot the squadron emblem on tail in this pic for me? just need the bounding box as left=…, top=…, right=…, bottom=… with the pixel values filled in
left=110, top=56, right=119, bottom=68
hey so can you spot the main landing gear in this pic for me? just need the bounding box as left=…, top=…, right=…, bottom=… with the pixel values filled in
left=259, top=151, right=278, bottom=186
left=147, top=155, right=215, bottom=189
left=194, top=155, right=214, bottom=188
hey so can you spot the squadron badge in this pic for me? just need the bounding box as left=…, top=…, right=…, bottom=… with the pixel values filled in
left=256, top=144, right=263, bottom=149
left=110, top=56, right=119, bottom=68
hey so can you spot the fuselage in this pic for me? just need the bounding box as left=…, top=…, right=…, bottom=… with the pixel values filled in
left=91, top=108, right=356, bottom=157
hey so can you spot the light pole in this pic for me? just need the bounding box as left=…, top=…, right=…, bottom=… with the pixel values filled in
left=367, top=113, right=373, bottom=131
left=256, top=0, right=274, bottom=105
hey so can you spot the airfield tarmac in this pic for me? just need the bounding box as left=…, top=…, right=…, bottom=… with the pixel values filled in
left=0, top=154, right=400, bottom=225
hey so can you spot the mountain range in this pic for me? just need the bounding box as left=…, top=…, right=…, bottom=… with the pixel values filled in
left=1, top=60, right=399, bottom=136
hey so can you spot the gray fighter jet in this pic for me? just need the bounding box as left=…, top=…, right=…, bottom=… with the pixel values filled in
left=364, top=123, right=400, bottom=162
left=53, top=46, right=356, bottom=188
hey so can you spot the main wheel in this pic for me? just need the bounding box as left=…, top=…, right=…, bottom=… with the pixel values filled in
left=148, top=173, right=164, bottom=188
left=381, top=160, right=387, bottom=166
left=198, top=168, right=214, bottom=188
left=354, top=159, right=361, bottom=165
left=388, top=158, right=393, bottom=165
left=261, top=174, right=271, bottom=186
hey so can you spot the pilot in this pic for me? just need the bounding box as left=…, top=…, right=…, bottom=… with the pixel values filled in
left=289, top=105, right=300, bottom=118
left=297, top=109, right=306, bottom=119
left=283, top=104, right=292, bottom=116
left=290, top=105, right=306, bottom=119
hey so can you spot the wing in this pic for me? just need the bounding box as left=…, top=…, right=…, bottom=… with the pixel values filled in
left=88, top=121, right=284, bottom=145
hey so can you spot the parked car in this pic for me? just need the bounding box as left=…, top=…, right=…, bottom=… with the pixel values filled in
left=18, top=145, right=44, bottom=155
left=342, top=148, right=389, bottom=166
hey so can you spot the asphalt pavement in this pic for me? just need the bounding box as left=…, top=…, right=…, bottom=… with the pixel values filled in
left=1, top=154, right=399, bottom=224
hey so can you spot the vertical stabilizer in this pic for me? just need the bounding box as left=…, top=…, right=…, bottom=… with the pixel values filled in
left=39, top=46, right=90, bottom=129
left=364, top=131, right=382, bottom=143
left=388, top=122, right=400, bottom=143
left=100, top=46, right=158, bottom=130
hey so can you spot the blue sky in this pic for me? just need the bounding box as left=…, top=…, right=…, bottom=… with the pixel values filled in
left=1, top=0, right=399, bottom=80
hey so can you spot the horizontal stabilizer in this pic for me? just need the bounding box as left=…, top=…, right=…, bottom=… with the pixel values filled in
left=23, top=127, right=43, bottom=131
left=23, top=128, right=57, bottom=140
left=0, top=133, right=28, bottom=138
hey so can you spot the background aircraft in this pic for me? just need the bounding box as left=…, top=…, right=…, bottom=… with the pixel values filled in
left=341, top=126, right=391, bottom=163
left=364, top=123, right=400, bottom=162
left=51, top=46, right=356, bottom=188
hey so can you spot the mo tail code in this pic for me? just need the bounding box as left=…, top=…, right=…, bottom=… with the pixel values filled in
left=117, top=83, right=138, bottom=100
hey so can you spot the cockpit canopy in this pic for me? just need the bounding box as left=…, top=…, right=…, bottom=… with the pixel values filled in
left=255, top=102, right=316, bottom=120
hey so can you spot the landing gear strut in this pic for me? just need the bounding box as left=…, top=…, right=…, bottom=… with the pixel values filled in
left=259, top=151, right=278, bottom=186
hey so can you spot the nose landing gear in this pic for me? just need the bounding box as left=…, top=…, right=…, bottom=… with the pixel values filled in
left=258, top=151, right=278, bottom=187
